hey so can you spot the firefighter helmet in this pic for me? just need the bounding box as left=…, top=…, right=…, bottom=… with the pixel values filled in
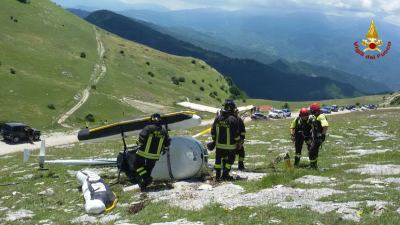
left=299, top=107, right=309, bottom=117
left=223, top=99, right=237, bottom=113
left=150, top=113, right=161, bottom=123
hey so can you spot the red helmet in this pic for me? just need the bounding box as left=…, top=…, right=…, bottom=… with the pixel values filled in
left=310, top=103, right=321, bottom=112
left=299, top=107, right=309, bottom=117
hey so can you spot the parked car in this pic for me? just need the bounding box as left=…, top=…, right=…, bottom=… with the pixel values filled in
left=268, top=109, right=285, bottom=119
left=281, top=109, right=291, bottom=117
left=321, top=107, right=331, bottom=114
left=251, top=113, right=269, bottom=120
left=1, top=123, right=41, bottom=143
left=331, top=105, right=339, bottom=112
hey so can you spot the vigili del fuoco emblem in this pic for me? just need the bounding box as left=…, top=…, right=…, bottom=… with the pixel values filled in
left=354, top=19, right=391, bottom=59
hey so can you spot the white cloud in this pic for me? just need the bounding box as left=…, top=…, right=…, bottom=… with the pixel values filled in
left=384, top=14, right=400, bottom=26
left=54, top=0, right=400, bottom=24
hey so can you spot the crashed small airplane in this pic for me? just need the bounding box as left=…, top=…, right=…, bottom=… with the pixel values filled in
left=25, top=111, right=208, bottom=181
left=24, top=104, right=253, bottom=181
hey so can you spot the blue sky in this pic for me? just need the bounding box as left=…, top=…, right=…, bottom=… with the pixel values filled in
left=52, top=0, right=400, bottom=26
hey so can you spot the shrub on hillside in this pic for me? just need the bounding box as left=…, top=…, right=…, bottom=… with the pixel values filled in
left=148, top=71, right=154, bottom=77
left=390, top=95, right=400, bottom=105
left=17, top=0, right=31, bottom=4
left=178, top=77, right=186, bottom=83
left=229, top=86, right=241, bottom=99
left=208, top=84, right=213, bottom=88
left=192, top=80, right=197, bottom=84
left=201, top=65, right=205, bottom=69
left=47, top=104, right=56, bottom=110
left=191, top=60, right=196, bottom=64
left=171, top=76, right=180, bottom=85
left=91, top=85, right=97, bottom=90
left=80, top=52, right=86, bottom=58
left=199, top=87, right=205, bottom=91
left=85, top=114, right=95, bottom=122
left=195, top=97, right=201, bottom=101
left=120, top=50, right=125, bottom=55
left=146, top=61, right=150, bottom=66
left=10, top=68, right=16, bottom=74
left=282, top=103, right=290, bottom=109
left=201, top=79, right=205, bottom=83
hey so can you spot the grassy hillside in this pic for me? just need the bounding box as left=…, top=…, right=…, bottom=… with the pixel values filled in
left=1, top=109, right=399, bottom=224
left=0, top=0, right=230, bottom=129
left=0, top=0, right=97, bottom=129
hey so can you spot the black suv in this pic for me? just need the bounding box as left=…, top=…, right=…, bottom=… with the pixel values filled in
left=1, top=123, right=41, bottom=143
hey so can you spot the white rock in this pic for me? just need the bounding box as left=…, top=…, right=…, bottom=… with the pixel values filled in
left=115, top=220, right=139, bottom=225
left=383, top=178, right=400, bottom=184
left=232, top=171, right=267, bottom=181
left=99, top=213, right=120, bottom=224
left=269, top=218, right=281, bottom=224
left=346, top=164, right=400, bottom=175
left=5, top=209, right=34, bottom=222
left=197, top=184, right=213, bottom=191
left=295, top=175, right=333, bottom=184
left=39, top=188, right=55, bottom=196
left=151, top=218, right=204, bottom=225
left=348, top=184, right=384, bottom=189
left=18, top=174, right=34, bottom=180
left=246, top=140, right=271, bottom=145
left=123, top=184, right=140, bottom=192
left=71, top=215, right=97, bottom=224
left=249, top=213, right=257, bottom=218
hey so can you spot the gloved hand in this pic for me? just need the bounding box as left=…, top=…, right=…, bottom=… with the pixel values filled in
left=206, top=142, right=215, bottom=151
left=320, top=134, right=326, bottom=142
left=290, top=134, right=295, bottom=142
left=162, top=147, right=169, bottom=155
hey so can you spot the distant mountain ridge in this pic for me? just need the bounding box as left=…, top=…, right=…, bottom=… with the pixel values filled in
left=119, top=8, right=400, bottom=91
left=85, top=10, right=366, bottom=101
left=67, top=8, right=91, bottom=18
left=142, top=22, right=390, bottom=95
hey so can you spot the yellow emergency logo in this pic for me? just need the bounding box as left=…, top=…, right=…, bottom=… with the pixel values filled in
left=361, top=20, right=383, bottom=52
left=354, top=19, right=391, bottom=60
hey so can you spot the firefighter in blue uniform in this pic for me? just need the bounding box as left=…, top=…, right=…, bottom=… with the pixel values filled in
left=134, top=113, right=170, bottom=190
left=211, top=100, right=241, bottom=181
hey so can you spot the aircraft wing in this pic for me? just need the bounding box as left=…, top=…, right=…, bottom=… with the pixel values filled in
left=177, top=102, right=253, bottom=113
left=78, top=111, right=201, bottom=141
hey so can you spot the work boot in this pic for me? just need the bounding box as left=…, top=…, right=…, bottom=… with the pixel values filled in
left=144, top=176, right=153, bottom=186
left=221, top=170, right=234, bottom=181
left=215, top=169, right=222, bottom=182
left=140, top=176, right=153, bottom=191
left=294, top=156, right=301, bottom=168
left=238, top=161, right=245, bottom=171
left=308, top=161, right=318, bottom=170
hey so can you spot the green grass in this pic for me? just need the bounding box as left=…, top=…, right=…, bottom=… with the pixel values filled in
left=0, top=0, right=230, bottom=130
left=1, top=109, right=399, bottom=224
